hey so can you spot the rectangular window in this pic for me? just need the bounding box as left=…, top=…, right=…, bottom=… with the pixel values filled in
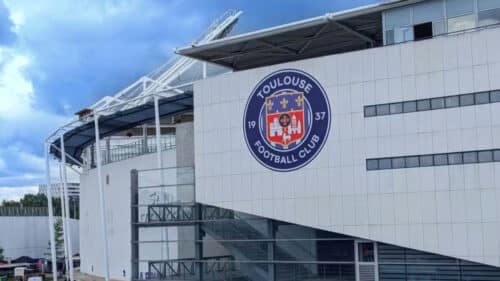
left=478, top=0, right=500, bottom=11
left=475, top=92, right=490, bottom=104
left=494, top=150, right=500, bottom=162
left=479, top=8, right=500, bottom=26
left=446, top=0, right=474, bottom=18
left=419, top=155, right=434, bottom=167
left=405, top=156, right=420, bottom=168
left=491, top=91, right=500, bottom=102
left=379, top=158, right=392, bottom=169
left=390, top=103, right=403, bottom=114
left=448, top=14, right=476, bottom=32
left=445, top=96, right=460, bottom=108
left=434, top=154, right=448, bottom=166
left=414, top=22, right=433, bottom=40
left=478, top=151, right=493, bottom=162
left=392, top=157, right=406, bottom=169
left=364, top=106, right=376, bottom=117
left=417, top=99, right=431, bottom=111
left=414, top=0, right=445, bottom=24
left=463, top=151, right=478, bottom=164
left=431, top=97, right=445, bottom=109
left=377, top=104, right=390, bottom=116
left=367, top=159, right=379, bottom=170
left=460, top=94, right=475, bottom=106
left=403, top=101, right=417, bottom=113
left=448, top=153, right=463, bottom=165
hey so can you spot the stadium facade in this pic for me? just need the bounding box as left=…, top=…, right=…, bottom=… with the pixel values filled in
left=45, top=1, right=500, bottom=280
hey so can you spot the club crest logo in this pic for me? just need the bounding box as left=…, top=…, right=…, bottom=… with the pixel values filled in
left=243, top=69, right=331, bottom=172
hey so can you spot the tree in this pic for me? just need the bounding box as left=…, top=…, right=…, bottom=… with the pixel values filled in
left=47, top=218, right=65, bottom=259
left=0, top=246, right=4, bottom=261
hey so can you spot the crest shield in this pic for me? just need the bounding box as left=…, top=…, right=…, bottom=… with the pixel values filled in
left=265, top=92, right=305, bottom=148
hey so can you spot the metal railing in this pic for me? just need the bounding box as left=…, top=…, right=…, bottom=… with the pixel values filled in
left=0, top=206, right=61, bottom=217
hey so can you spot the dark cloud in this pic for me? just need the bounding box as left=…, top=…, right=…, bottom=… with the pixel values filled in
left=0, top=0, right=15, bottom=45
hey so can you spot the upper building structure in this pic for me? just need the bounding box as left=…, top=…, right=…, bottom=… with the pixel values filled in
left=46, top=1, right=500, bottom=281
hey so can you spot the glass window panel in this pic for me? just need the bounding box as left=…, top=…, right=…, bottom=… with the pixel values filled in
left=403, top=101, right=417, bottom=113
left=385, top=30, right=395, bottom=45
left=463, top=151, right=478, bottom=163
left=405, top=156, right=419, bottom=168
left=367, top=159, right=378, bottom=170
left=478, top=151, right=493, bottom=162
left=385, top=7, right=412, bottom=29
left=475, top=92, right=490, bottom=104
left=479, top=8, right=500, bottom=26
left=448, top=14, right=476, bottom=32
left=494, top=150, right=500, bottom=161
left=433, top=21, right=446, bottom=35
left=434, top=154, right=448, bottom=165
left=390, top=103, right=403, bottom=114
left=478, top=0, right=500, bottom=11
left=446, top=0, right=474, bottom=17
left=394, top=26, right=414, bottom=43
left=419, top=155, right=434, bottom=167
left=376, top=104, right=390, bottom=116
left=379, top=158, right=392, bottom=170
left=358, top=243, right=375, bottom=262
left=392, top=157, right=405, bottom=169
left=445, top=96, right=459, bottom=108
left=364, top=106, right=376, bottom=117
left=448, top=153, right=463, bottom=165
left=460, top=93, right=475, bottom=106
left=414, top=0, right=445, bottom=24
left=491, top=90, right=500, bottom=102
left=417, top=99, right=431, bottom=111
left=431, top=97, right=445, bottom=109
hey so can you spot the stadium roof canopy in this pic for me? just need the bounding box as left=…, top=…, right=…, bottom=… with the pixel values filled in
left=177, top=0, right=423, bottom=70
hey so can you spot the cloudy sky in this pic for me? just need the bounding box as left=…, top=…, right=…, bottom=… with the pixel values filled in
left=0, top=0, right=378, bottom=200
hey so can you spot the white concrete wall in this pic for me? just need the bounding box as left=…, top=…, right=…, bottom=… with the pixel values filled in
left=0, top=216, right=79, bottom=260
left=194, top=26, right=500, bottom=267
left=79, top=149, right=176, bottom=281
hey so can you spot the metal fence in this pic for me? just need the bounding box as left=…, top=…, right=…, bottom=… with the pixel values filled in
left=0, top=207, right=62, bottom=217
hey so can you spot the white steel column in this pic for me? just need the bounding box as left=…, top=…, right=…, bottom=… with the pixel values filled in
left=94, top=115, right=111, bottom=281
left=60, top=135, right=74, bottom=281
left=58, top=162, right=70, bottom=281
left=44, top=144, right=58, bottom=281
left=154, top=96, right=163, bottom=171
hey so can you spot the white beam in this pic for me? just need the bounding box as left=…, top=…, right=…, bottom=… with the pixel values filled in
left=58, top=162, right=70, bottom=281
left=44, top=145, right=58, bottom=281
left=60, top=135, right=75, bottom=281
left=94, top=115, right=111, bottom=281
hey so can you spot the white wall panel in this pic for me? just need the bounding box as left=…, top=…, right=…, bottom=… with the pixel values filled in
left=194, top=26, right=500, bottom=267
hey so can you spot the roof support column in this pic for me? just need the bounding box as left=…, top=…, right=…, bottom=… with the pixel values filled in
left=44, top=144, right=58, bottom=281
left=60, top=135, right=75, bottom=281
left=94, top=115, right=111, bottom=281
left=58, top=162, right=70, bottom=281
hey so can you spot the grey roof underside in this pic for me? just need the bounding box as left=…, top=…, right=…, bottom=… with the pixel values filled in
left=177, top=0, right=424, bottom=70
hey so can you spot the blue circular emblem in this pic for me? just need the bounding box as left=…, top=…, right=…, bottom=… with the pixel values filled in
left=243, top=69, right=331, bottom=172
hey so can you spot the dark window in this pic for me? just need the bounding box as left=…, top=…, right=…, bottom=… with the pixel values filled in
left=419, top=155, right=434, bottom=167
left=405, top=156, right=419, bottom=168
left=403, top=101, right=417, bottom=113
left=460, top=94, right=475, bottom=106
left=392, top=157, right=406, bottom=169
left=358, top=243, right=375, bottom=262
left=377, top=104, right=390, bottom=116
left=414, top=22, right=433, bottom=40
left=475, top=92, right=490, bottom=104
left=417, top=99, right=431, bottom=111
left=448, top=153, right=463, bottom=165
left=379, top=159, right=392, bottom=169
left=364, top=106, right=376, bottom=117
left=434, top=154, right=448, bottom=166
left=445, top=96, right=459, bottom=108
left=491, top=90, right=500, bottom=103
left=367, top=159, right=378, bottom=170
left=431, top=97, right=445, bottom=109
left=463, top=151, right=478, bottom=163
left=390, top=103, right=403, bottom=114
left=494, top=150, right=500, bottom=161
left=478, top=151, right=493, bottom=162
